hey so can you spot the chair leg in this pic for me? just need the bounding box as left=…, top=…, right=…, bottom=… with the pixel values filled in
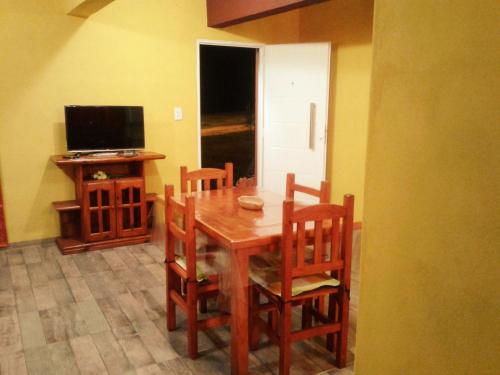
left=187, top=281, right=198, bottom=359
left=249, top=285, right=260, bottom=350
left=326, top=293, right=336, bottom=351
left=335, top=290, right=350, bottom=368
left=269, top=310, right=278, bottom=331
left=301, top=298, right=313, bottom=329
left=279, top=303, right=292, bottom=375
left=199, top=297, right=208, bottom=313
left=166, top=265, right=178, bottom=331
left=315, top=296, right=326, bottom=317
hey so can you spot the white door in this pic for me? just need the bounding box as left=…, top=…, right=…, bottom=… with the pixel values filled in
left=260, top=43, right=330, bottom=200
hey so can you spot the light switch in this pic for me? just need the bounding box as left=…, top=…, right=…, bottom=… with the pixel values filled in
left=173, top=107, right=183, bottom=121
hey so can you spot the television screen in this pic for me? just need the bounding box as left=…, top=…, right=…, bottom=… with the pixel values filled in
left=65, top=106, right=145, bottom=152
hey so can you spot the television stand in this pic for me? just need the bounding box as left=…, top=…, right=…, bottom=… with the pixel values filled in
left=51, top=151, right=166, bottom=254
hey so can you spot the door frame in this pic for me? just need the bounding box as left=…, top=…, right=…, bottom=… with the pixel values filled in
left=196, top=39, right=264, bottom=186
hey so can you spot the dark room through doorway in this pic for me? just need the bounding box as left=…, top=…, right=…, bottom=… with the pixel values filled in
left=199, top=44, right=257, bottom=185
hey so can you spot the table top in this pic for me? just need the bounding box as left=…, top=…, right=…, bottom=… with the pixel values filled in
left=176, top=186, right=286, bottom=250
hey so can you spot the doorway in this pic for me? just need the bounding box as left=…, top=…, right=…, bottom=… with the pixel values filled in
left=197, top=41, right=330, bottom=193
left=198, top=43, right=258, bottom=185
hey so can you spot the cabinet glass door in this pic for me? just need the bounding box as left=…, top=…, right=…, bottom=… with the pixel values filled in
left=115, top=178, right=147, bottom=237
left=82, top=180, right=116, bottom=242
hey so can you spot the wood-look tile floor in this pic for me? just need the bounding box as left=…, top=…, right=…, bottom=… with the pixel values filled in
left=0, top=231, right=360, bottom=374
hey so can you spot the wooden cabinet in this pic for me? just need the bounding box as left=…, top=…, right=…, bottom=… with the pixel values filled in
left=51, top=152, right=165, bottom=254
left=0, top=180, right=7, bottom=248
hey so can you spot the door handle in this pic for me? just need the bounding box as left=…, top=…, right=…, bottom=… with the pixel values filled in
left=309, top=102, right=316, bottom=150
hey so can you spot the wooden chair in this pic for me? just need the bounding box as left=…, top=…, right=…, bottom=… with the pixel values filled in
left=286, top=173, right=330, bottom=203
left=249, top=195, right=354, bottom=374
left=253, top=173, right=331, bottom=327
left=180, top=162, right=233, bottom=193
left=180, top=162, right=233, bottom=313
left=165, top=185, right=230, bottom=359
left=286, top=173, right=332, bottom=315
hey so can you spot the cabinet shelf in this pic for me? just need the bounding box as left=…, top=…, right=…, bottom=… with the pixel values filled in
left=53, top=200, right=80, bottom=212
left=51, top=152, right=165, bottom=166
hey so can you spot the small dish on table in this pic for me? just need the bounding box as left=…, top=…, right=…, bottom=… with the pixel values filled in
left=238, top=195, right=264, bottom=210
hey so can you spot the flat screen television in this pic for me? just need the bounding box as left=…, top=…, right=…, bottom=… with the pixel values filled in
left=65, top=105, right=145, bottom=153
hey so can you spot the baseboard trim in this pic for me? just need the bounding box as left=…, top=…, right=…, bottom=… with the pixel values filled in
left=2, top=237, right=56, bottom=249
left=3, top=222, right=362, bottom=251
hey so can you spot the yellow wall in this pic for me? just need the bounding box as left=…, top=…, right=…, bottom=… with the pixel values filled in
left=356, top=1, right=500, bottom=374
left=299, top=0, right=373, bottom=220
left=0, top=0, right=372, bottom=243
left=0, top=0, right=301, bottom=242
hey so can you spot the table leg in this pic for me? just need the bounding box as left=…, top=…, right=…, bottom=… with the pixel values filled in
left=230, top=249, right=249, bottom=375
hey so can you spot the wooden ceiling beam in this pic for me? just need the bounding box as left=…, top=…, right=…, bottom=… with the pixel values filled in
left=206, top=0, right=328, bottom=28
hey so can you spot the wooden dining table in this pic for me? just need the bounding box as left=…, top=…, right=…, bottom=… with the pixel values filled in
left=172, top=186, right=286, bottom=375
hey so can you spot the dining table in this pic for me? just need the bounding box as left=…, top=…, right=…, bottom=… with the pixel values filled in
left=172, top=185, right=287, bottom=375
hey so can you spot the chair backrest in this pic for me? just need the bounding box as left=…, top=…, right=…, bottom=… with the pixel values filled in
left=280, top=194, right=354, bottom=302
left=285, top=173, right=330, bottom=203
left=180, top=163, right=233, bottom=193
left=165, top=185, right=197, bottom=281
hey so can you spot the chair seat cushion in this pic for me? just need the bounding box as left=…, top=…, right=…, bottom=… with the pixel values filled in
left=175, top=250, right=220, bottom=282
left=249, top=255, right=340, bottom=297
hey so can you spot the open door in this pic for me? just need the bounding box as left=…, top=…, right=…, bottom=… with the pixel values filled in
left=260, top=43, right=331, bottom=199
